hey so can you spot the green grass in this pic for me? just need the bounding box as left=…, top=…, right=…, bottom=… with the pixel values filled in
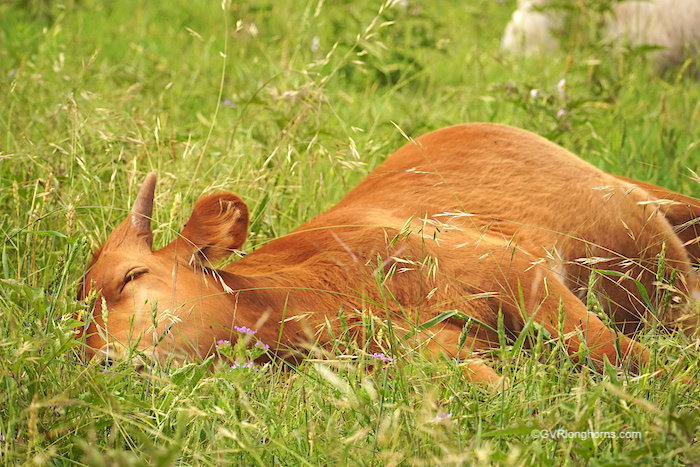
left=1, top=0, right=699, bottom=465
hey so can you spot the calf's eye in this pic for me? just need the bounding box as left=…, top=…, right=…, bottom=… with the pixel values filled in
left=121, top=268, right=149, bottom=291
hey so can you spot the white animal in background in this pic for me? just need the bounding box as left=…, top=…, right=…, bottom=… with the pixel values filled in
left=501, top=1, right=562, bottom=55
left=502, top=0, right=700, bottom=72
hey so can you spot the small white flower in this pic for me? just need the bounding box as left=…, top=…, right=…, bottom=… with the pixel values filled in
left=311, top=36, right=320, bottom=53
left=529, top=89, right=540, bottom=99
left=557, top=78, right=566, bottom=98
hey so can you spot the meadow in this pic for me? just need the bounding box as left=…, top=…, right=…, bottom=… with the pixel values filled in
left=1, top=0, right=699, bottom=465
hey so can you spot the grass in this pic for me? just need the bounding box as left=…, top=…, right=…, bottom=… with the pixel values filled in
left=1, top=0, right=699, bottom=465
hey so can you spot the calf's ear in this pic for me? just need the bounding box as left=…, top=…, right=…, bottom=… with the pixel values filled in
left=162, top=193, right=249, bottom=265
left=98, top=172, right=157, bottom=254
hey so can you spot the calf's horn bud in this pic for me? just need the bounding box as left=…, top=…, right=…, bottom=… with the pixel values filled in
left=130, top=172, right=156, bottom=232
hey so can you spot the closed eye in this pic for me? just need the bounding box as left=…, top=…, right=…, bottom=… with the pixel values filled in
left=121, top=268, right=149, bottom=292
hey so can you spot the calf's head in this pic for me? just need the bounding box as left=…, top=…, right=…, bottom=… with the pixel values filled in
left=78, top=174, right=249, bottom=364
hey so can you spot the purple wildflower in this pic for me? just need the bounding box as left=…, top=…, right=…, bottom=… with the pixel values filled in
left=370, top=352, right=393, bottom=362
left=234, top=326, right=257, bottom=335
left=0, top=433, right=5, bottom=442
left=231, top=361, right=257, bottom=370
left=556, top=108, right=567, bottom=118
left=216, top=339, right=230, bottom=348
left=255, top=341, right=270, bottom=350
left=432, top=413, right=452, bottom=421
left=222, top=99, right=236, bottom=108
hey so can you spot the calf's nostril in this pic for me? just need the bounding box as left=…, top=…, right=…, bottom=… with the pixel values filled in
left=133, top=356, right=149, bottom=373
left=95, top=344, right=153, bottom=373
left=95, top=344, right=117, bottom=368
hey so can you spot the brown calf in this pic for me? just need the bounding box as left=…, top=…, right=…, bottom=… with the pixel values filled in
left=78, top=123, right=700, bottom=385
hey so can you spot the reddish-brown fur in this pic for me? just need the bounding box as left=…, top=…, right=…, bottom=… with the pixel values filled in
left=79, top=123, right=700, bottom=385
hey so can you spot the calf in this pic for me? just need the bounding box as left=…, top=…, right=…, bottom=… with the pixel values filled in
left=78, top=123, right=700, bottom=385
